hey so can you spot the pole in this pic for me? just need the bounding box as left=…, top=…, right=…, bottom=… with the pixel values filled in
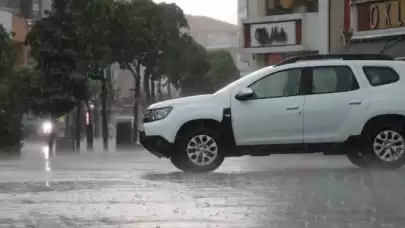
left=75, top=102, right=82, bottom=151
left=101, top=76, right=109, bottom=151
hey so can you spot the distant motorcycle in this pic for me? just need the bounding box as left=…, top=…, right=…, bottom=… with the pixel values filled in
left=41, top=120, right=57, bottom=152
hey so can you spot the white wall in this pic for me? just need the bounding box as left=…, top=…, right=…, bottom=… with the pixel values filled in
left=41, top=0, right=52, bottom=17
left=302, top=9, right=329, bottom=54
left=0, top=10, right=12, bottom=32
left=317, top=0, right=330, bottom=54
left=248, top=0, right=266, bottom=18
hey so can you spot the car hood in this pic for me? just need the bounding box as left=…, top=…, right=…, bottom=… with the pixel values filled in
left=148, top=94, right=213, bottom=109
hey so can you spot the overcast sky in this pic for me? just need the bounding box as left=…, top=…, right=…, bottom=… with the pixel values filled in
left=154, top=0, right=237, bottom=24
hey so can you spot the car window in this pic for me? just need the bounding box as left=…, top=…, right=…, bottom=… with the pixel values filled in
left=312, top=66, right=358, bottom=94
left=363, top=66, right=400, bottom=87
left=249, top=68, right=301, bottom=99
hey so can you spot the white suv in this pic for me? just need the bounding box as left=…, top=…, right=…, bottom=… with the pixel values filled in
left=140, top=54, right=405, bottom=172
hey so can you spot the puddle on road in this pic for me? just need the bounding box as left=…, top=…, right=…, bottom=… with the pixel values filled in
left=0, top=180, right=130, bottom=194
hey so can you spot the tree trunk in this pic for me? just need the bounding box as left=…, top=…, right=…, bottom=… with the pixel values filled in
left=101, top=77, right=109, bottom=151
left=143, top=70, right=151, bottom=105
left=167, top=82, right=172, bottom=98
left=133, top=77, right=141, bottom=142
left=75, top=101, right=82, bottom=151
left=84, top=100, right=94, bottom=151
left=93, top=99, right=100, bottom=138
left=106, top=68, right=113, bottom=122
left=157, top=79, right=163, bottom=101
left=150, top=78, right=155, bottom=103
left=65, top=114, right=70, bottom=136
left=127, top=62, right=141, bottom=143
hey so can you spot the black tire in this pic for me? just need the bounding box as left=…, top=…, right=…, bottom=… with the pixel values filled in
left=171, top=125, right=224, bottom=173
left=354, top=122, right=405, bottom=170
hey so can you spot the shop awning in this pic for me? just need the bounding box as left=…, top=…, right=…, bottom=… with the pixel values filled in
left=336, top=40, right=405, bottom=58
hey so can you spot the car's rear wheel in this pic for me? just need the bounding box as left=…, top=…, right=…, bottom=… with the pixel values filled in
left=171, top=126, right=224, bottom=173
left=349, top=123, right=405, bottom=170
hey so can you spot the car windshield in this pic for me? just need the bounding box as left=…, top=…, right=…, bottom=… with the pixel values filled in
left=214, top=65, right=274, bottom=95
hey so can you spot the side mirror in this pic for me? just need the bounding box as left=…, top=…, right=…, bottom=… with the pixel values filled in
left=235, top=88, right=254, bottom=101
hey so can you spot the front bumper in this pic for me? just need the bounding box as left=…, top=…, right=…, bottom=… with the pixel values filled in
left=139, top=130, right=174, bottom=158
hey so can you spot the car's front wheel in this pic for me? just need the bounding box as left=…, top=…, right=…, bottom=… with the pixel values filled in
left=171, top=126, right=224, bottom=173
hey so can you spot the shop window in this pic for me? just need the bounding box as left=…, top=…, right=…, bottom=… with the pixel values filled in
left=266, top=0, right=318, bottom=16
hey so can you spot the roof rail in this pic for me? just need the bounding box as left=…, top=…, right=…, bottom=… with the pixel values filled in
left=274, top=54, right=394, bottom=67
left=395, top=57, right=405, bottom=61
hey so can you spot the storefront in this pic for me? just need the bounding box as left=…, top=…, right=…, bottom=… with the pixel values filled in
left=242, top=18, right=322, bottom=67
left=342, top=0, right=405, bottom=56
left=240, top=0, right=329, bottom=69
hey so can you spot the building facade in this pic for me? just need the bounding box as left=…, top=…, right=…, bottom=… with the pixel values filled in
left=239, top=0, right=348, bottom=70
left=237, top=0, right=252, bottom=76
left=343, top=0, right=405, bottom=56
left=0, top=0, right=34, bottom=67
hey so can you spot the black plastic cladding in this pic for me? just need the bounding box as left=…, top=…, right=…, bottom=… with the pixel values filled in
left=274, top=54, right=394, bottom=67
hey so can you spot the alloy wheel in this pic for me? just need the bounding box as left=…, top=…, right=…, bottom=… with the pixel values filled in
left=373, top=130, right=405, bottom=162
left=186, top=135, right=219, bottom=166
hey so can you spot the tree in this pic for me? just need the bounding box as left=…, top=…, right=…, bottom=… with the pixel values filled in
left=71, top=0, right=117, bottom=150
left=110, top=0, right=162, bottom=142
left=27, top=0, right=117, bottom=150
left=162, top=35, right=212, bottom=96
left=26, top=0, right=90, bottom=151
left=142, top=2, right=189, bottom=104
left=25, top=0, right=82, bottom=119
left=205, top=50, right=240, bottom=92
left=0, top=26, right=34, bottom=152
left=160, top=45, right=240, bottom=96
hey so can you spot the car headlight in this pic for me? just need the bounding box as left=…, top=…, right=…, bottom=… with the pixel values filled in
left=42, top=121, right=53, bottom=134
left=143, top=107, right=173, bottom=123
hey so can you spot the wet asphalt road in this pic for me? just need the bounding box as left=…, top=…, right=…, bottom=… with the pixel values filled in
left=0, top=141, right=405, bottom=227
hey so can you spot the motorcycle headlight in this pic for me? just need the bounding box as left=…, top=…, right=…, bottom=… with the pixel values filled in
left=143, top=107, right=173, bottom=123
left=42, top=121, right=53, bottom=134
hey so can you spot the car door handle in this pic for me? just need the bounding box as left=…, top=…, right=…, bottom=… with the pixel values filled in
left=349, top=100, right=362, bottom=105
left=286, top=105, right=299, bottom=110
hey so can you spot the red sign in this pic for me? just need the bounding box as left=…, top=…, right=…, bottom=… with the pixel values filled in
left=267, top=54, right=284, bottom=65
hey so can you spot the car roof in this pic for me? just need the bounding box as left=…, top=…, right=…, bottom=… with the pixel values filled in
left=274, top=54, right=394, bottom=66
left=272, top=59, right=405, bottom=71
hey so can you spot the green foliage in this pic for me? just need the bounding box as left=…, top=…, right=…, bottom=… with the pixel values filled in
left=174, top=36, right=212, bottom=96
left=110, top=0, right=160, bottom=75
left=25, top=0, right=239, bottom=122
left=25, top=0, right=81, bottom=117
left=26, top=0, right=118, bottom=117
left=0, top=26, right=34, bottom=151
left=205, top=50, right=240, bottom=91
left=70, top=0, right=116, bottom=78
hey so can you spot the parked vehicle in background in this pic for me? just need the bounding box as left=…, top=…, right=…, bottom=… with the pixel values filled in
left=140, top=54, right=405, bottom=172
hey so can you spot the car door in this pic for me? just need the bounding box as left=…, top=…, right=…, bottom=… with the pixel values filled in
left=231, top=68, right=305, bottom=145
left=303, top=65, right=369, bottom=143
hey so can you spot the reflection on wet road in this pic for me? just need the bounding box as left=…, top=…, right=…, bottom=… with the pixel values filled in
left=0, top=143, right=405, bottom=227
